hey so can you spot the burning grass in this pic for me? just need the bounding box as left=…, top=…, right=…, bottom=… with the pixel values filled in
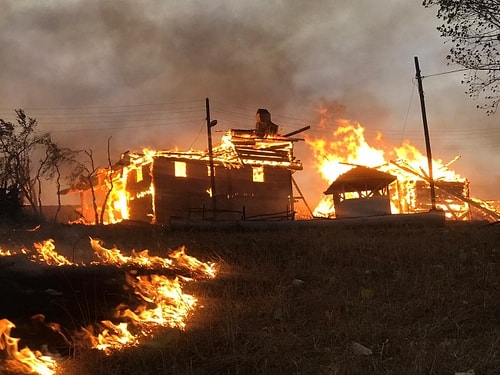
left=0, top=221, right=499, bottom=374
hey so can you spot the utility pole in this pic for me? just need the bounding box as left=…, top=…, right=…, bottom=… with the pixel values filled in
left=414, top=56, right=437, bottom=210
left=205, top=98, right=217, bottom=218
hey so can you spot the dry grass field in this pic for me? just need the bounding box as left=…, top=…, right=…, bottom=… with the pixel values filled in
left=1, top=219, right=499, bottom=375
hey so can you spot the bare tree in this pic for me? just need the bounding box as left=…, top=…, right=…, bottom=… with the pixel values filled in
left=64, top=139, right=120, bottom=225
left=423, top=0, right=500, bottom=114
left=41, top=142, right=80, bottom=222
left=0, top=109, right=111, bottom=223
left=69, top=149, right=102, bottom=224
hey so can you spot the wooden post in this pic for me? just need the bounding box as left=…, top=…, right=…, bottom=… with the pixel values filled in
left=206, top=98, right=217, bottom=218
left=414, top=56, right=437, bottom=210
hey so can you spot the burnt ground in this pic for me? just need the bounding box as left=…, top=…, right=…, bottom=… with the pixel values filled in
left=0, top=262, right=129, bottom=356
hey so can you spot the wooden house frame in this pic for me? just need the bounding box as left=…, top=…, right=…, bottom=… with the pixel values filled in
left=75, top=127, right=304, bottom=224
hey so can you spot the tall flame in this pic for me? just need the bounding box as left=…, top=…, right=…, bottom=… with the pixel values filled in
left=306, top=112, right=467, bottom=218
left=33, top=239, right=74, bottom=266
left=308, top=119, right=386, bottom=184
left=118, top=274, right=197, bottom=330
left=78, top=239, right=215, bottom=354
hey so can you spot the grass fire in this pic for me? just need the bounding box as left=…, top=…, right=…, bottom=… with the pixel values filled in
left=0, top=227, right=218, bottom=375
left=0, top=222, right=499, bottom=374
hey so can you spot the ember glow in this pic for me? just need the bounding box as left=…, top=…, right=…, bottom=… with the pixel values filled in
left=0, top=248, right=14, bottom=256
left=306, top=113, right=500, bottom=220
left=1, top=238, right=219, bottom=373
left=0, top=248, right=28, bottom=257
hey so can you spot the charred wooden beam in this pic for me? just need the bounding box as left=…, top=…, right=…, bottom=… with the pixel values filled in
left=284, top=126, right=311, bottom=137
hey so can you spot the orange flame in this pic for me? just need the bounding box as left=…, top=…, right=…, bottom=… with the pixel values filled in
left=89, top=237, right=218, bottom=278
left=76, top=273, right=197, bottom=354
left=89, top=237, right=173, bottom=268
left=79, top=321, right=137, bottom=355
left=306, top=114, right=467, bottom=218
left=33, top=239, right=74, bottom=266
left=0, top=319, right=58, bottom=375
left=308, top=120, right=386, bottom=183
left=169, top=246, right=219, bottom=278
left=79, top=238, right=217, bottom=353
left=118, top=274, right=197, bottom=330
left=1, top=238, right=218, bottom=358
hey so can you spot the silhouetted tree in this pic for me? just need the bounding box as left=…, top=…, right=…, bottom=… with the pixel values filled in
left=0, top=109, right=51, bottom=219
left=0, top=109, right=76, bottom=221
left=423, top=0, right=500, bottom=114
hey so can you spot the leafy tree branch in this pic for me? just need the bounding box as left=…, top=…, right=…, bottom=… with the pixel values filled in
left=423, top=0, right=500, bottom=114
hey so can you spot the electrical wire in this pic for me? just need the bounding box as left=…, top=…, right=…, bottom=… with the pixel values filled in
left=2, top=98, right=500, bottom=149
left=188, top=120, right=207, bottom=150
left=400, top=79, right=416, bottom=145
left=421, top=67, right=470, bottom=79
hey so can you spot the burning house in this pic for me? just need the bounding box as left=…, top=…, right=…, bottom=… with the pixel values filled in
left=73, top=109, right=305, bottom=224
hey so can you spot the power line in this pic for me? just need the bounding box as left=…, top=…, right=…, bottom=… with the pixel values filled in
left=421, top=67, right=470, bottom=79
left=2, top=99, right=499, bottom=150
left=400, top=79, right=416, bottom=145
left=0, top=99, right=204, bottom=112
